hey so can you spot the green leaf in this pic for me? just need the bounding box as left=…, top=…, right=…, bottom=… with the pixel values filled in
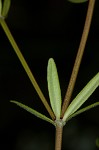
left=0, top=0, right=2, bottom=16
left=1, top=0, right=11, bottom=17
left=66, top=102, right=99, bottom=122
left=10, top=100, right=55, bottom=126
left=67, top=0, right=88, bottom=3
left=47, top=58, right=62, bottom=119
left=63, top=72, right=99, bottom=122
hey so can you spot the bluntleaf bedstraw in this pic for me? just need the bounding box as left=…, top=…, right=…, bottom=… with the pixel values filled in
left=0, top=0, right=99, bottom=150
left=11, top=59, right=99, bottom=126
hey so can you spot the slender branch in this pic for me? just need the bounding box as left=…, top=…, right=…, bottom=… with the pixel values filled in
left=61, top=0, right=95, bottom=118
left=55, top=125, right=63, bottom=150
left=0, top=18, right=55, bottom=120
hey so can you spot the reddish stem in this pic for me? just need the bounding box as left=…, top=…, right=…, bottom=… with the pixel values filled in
left=61, top=0, right=96, bottom=118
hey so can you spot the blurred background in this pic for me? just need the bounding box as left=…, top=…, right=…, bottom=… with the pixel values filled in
left=0, top=0, right=99, bottom=150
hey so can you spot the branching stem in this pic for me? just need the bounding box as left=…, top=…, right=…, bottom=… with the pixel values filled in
left=0, top=1, right=96, bottom=150
left=0, top=18, right=55, bottom=120
left=61, top=0, right=95, bottom=118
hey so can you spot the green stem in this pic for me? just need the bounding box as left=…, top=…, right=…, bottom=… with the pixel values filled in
left=61, top=0, right=95, bottom=118
left=0, top=18, right=55, bottom=120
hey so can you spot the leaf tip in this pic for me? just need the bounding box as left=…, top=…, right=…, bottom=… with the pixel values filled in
left=47, top=58, right=62, bottom=119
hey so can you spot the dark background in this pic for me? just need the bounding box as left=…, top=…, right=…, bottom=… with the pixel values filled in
left=0, top=0, right=99, bottom=150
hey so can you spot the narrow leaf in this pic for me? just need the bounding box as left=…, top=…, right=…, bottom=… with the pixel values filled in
left=1, top=0, right=11, bottom=17
left=66, top=102, right=99, bottom=122
left=68, top=0, right=88, bottom=3
left=47, top=58, right=62, bottom=119
left=63, top=72, right=99, bottom=121
left=10, top=100, right=55, bottom=126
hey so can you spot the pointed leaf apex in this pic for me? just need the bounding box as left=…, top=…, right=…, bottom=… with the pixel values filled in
left=10, top=100, right=55, bottom=126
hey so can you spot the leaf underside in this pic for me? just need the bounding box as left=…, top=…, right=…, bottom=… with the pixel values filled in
left=47, top=58, right=62, bottom=119
left=10, top=100, right=55, bottom=126
left=63, top=72, right=99, bottom=121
